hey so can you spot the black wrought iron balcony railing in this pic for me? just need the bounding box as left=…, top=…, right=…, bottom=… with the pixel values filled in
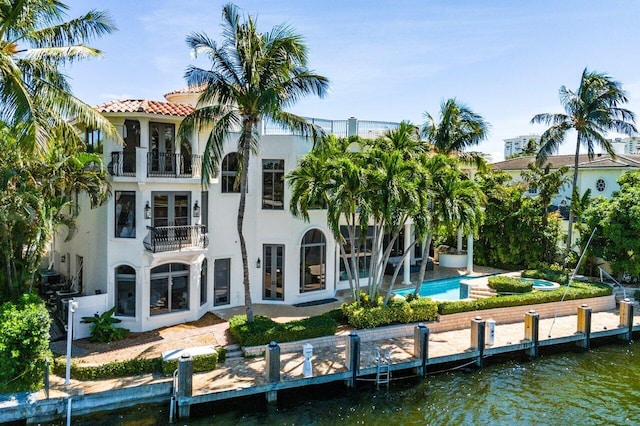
left=147, top=153, right=202, bottom=178
left=108, top=151, right=136, bottom=176
left=143, top=225, right=208, bottom=253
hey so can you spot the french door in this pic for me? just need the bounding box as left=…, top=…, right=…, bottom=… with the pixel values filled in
left=263, top=244, right=284, bottom=301
left=152, top=192, right=189, bottom=228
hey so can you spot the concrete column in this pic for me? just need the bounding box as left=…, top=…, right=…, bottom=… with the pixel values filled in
left=346, top=332, right=360, bottom=388
left=177, top=353, right=193, bottom=419
left=466, top=233, right=474, bottom=274
left=618, top=299, right=634, bottom=343
left=457, top=228, right=463, bottom=253
left=413, top=324, right=429, bottom=377
left=402, top=223, right=412, bottom=285
left=524, top=310, right=539, bottom=359
left=347, top=117, right=357, bottom=137
left=576, top=304, right=592, bottom=350
left=470, top=316, right=485, bottom=367
left=265, top=341, right=281, bottom=403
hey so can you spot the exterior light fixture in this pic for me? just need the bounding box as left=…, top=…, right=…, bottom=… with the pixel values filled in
left=144, top=202, right=151, bottom=219
left=256, top=258, right=261, bottom=269
left=193, top=201, right=200, bottom=217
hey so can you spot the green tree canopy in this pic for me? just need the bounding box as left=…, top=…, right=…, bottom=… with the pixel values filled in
left=178, top=3, right=328, bottom=321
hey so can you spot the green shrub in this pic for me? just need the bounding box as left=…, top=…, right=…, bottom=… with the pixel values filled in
left=217, top=346, right=227, bottom=364
left=0, top=294, right=52, bottom=393
left=522, top=268, right=569, bottom=285
left=229, top=313, right=338, bottom=347
left=341, top=296, right=439, bottom=329
left=162, top=351, right=219, bottom=375
left=438, top=281, right=611, bottom=315
left=488, top=276, right=533, bottom=294
left=81, top=306, right=129, bottom=343
left=53, top=357, right=162, bottom=381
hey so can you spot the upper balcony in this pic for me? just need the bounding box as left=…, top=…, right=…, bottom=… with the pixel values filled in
left=143, top=224, right=208, bottom=253
left=108, top=150, right=202, bottom=179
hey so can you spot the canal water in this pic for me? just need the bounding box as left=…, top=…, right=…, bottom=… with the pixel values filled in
left=63, top=341, right=639, bottom=425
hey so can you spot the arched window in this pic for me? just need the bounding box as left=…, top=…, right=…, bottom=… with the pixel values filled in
left=200, top=259, right=208, bottom=306
left=300, top=229, right=326, bottom=293
left=150, top=263, right=190, bottom=316
left=221, top=152, right=240, bottom=193
left=115, top=265, right=136, bottom=317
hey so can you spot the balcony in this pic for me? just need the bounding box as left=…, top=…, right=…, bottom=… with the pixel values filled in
left=147, top=153, right=202, bottom=178
left=143, top=225, right=208, bottom=253
left=107, top=150, right=202, bottom=179
left=108, top=151, right=136, bottom=177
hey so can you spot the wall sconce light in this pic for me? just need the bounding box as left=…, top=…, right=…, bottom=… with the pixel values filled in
left=193, top=200, right=200, bottom=217
left=256, top=258, right=261, bottom=269
left=144, top=202, right=152, bottom=219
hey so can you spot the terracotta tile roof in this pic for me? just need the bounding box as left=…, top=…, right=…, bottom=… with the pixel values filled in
left=164, top=85, right=206, bottom=96
left=95, top=99, right=194, bottom=117
left=491, top=154, right=640, bottom=171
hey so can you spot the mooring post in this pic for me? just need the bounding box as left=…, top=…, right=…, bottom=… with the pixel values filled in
left=618, top=299, right=634, bottom=343
left=346, top=331, right=360, bottom=388
left=470, top=316, right=485, bottom=367
left=413, top=324, right=429, bottom=377
left=524, top=310, right=539, bottom=359
left=44, top=359, right=50, bottom=399
left=177, top=353, right=193, bottom=420
left=265, top=341, right=281, bottom=403
left=576, top=304, right=592, bottom=350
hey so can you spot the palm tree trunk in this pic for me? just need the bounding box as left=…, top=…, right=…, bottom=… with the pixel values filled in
left=565, top=138, right=581, bottom=264
left=238, top=141, right=253, bottom=322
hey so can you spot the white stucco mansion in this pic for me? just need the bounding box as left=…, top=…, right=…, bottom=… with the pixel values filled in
left=51, top=88, right=425, bottom=334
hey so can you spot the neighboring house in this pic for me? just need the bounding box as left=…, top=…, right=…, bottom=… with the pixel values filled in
left=50, top=88, right=411, bottom=334
left=491, top=153, right=640, bottom=246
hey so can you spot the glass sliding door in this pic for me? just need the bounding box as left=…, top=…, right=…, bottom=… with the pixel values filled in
left=263, top=244, right=284, bottom=300
left=150, top=263, right=189, bottom=316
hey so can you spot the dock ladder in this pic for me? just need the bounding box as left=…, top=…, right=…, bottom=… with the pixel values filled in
left=375, top=348, right=391, bottom=389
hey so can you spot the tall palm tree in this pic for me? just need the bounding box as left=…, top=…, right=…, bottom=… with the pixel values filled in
left=0, top=0, right=118, bottom=151
left=531, top=69, right=637, bottom=258
left=179, top=4, right=329, bottom=321
left=421, top=98, right=490, bottom=168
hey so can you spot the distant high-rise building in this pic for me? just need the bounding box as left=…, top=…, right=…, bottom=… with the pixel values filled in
left=503, top=135, right=541, bottom=158
left=622, top=137, right=640, bottom=154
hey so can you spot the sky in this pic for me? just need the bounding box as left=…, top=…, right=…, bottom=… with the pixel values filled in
left=63, top=0, right=640, bottom=162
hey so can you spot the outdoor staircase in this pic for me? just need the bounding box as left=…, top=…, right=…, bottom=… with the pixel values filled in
left=224, top=344, right=243, bottom=361
left=468, top=286, right=497, bottom=300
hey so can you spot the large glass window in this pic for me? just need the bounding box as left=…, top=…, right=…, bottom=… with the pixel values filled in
left=214, top=258, right=231, bottom=306
left=200, top=259, right=208, bottom=306
left=149, top=122, right=175, bottom=174
left=262, top=159, right=284, bottom=209
left=150, top=263, right=189, bottom=316
left=115, top=265, right=136, bottom=317
left=263, top=245, right=284, bottom=300
left=339, top=226, right=374, bottom=281
left=300, top=230, right=326, bottom=293
left=115, top=191, right=136, bottom=238
left=201, top=191, right=208, bottom=232
left=221, top=153, right=240, bottom=193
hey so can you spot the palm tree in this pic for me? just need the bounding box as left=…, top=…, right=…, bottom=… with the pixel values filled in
left=421, top=98, right=490, bottom=168
left=0, top=0, right=118, bottom=150
left=179, top=4, right=329, bottom=321
left=531, top=69, right=637, bottom=258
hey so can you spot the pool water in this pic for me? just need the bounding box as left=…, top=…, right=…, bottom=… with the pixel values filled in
left=394, top=275, right=484, bottom=301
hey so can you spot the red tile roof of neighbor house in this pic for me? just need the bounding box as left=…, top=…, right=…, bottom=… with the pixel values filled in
left=491, top=154, right=640, bottom=171
left=164, top=85, right=206, bottom=96
left=95, top=99, right=194, bottom=117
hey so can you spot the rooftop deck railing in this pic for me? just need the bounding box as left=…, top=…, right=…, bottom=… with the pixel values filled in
left=143, top=224, right=208, bottom=253
left=262, top=117, right=401, bottom=138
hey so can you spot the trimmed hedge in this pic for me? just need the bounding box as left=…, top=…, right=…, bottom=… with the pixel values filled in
left=54, top=357, right=162, bottom=381
left=488, top=276, right=533, bottom=294
left=162, top=351, right=220, bottom=375
left=522, top=268, right=569, bottom=285
left=342, top=295, right=439, bottom=329
left=438, top=281, right=611, bottom=315
left=54, top=346, right=227, bottom=380
left=229, top=313, right=338, bottom=347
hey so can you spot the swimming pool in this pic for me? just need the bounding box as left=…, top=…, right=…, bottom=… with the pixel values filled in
left=521, top=278, right=561, bottom=291
left=394, top=275, right=486, bottom=301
